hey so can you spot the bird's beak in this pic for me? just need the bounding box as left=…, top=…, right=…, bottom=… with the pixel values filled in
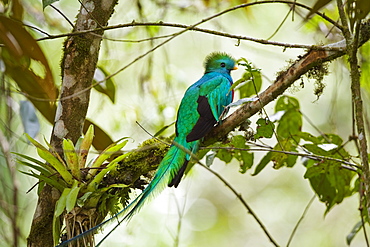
left=232, top=66, right=238, bottom=70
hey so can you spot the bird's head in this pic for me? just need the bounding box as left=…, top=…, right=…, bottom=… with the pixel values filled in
left=204, top=52, right=237, bottom=74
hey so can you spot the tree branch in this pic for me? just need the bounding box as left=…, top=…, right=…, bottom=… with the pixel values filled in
left=337, top=0, right=370, bottom=221
left=204, top=19, right=370, bottom=145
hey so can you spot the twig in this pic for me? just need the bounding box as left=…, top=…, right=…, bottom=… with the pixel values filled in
left=266, top=3, right=293, bottom=40
left=36, top=22, right=343, bottom=51
left=197, top=161, right=280, bottom=246
left=171, top=142, right=280, bottom=246
left=19, top=2, right=347, bottom=105
left=35, top=0, right=342, bottom=43
left=359, top=174, right=370, bottom=247
left=286, top=195, right=315, bottom=246
left=203, top=146, right=360, bottom=170
left=50, top=4, right=74, bottom=27
left=135, top=121, right=171, bottom=147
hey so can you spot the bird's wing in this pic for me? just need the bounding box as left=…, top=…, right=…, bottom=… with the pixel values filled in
left=200, top=75, right=232, bottom=119
left=186, top=75, right=232, bottom=142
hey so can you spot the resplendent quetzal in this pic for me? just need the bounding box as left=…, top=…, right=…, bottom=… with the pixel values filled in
left=58, top=52, right=236, bottom=247
left=123, top=51, right=237, bottom=219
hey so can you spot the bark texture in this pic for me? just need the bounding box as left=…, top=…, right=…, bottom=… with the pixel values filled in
left=27, top=1, right=117, bottom=246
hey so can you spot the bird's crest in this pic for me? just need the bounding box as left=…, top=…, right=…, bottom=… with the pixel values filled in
left=204, top=52, right=235, bottom=72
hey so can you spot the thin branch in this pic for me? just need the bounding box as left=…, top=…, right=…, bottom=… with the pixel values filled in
left=337, top=0, right=370, bottom=229
left=286, top=195, right=315, bottom=247
left=17, top=2, right=347, bottom=105
left=35, top=0, right=342, bottom=43
left=18, top=31, right=347, bottom=105
left=23, top=24, right=52, bottom=37
left=336, top=0, right=351, bottom=39
left=50, top=4, right=74, bottom=27
left=360, top=175, right=370, bottom=247
left=204, top=146, right=359, bottom=170
left=197, top=161, right=280, bottom=247
left=170, top=141, right=280, bottom=247
left=32, top=0, right=342, bottom=57
left=135, top=121, right=171, bottom=146
left=266, top=3, right=294, bottom=40
left=36, top=21, right=344, bottom=50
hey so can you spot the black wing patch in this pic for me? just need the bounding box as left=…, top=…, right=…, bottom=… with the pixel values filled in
left=168, top=160, right=189, bottom=188
left=186, top=95, right=217, bottom=142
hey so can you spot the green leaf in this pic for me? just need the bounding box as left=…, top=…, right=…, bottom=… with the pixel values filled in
left=216, top=148, right=233, bottom=163
left=77, top=192, right=93, bottom=207
left=237, top=72, right=262, bottom=98
left=275, top=95, right=300, bottom=112
left=87, top=140, right=128, bottom=179
left=78, top=124, right=94, bottom=168
left=13, top=152, right=54, bottom=173
left=233, top=59, right=262, bottom=98
left=25, top=133, right=49, bottom=152
left=17, top=160, right=51, bottom=176
left=25, top=134, right=74, bottom=185
left=83, top=119, right=114, bottom=153
left=52, top=213, right=61, bottom=247
left=63, top=139, right=80, bottom=180
left=43, top=0, right=59, bottom=9
left=304, top=161, right=356, bottom=213
left=346, top=221, right=363, bottom=245
left=297, top=132, right=321, bottom=144
left=86, top=153, right=130, bottom=192
left=55, top=188, right=70, bottom=217
left=66, top=182, right=80, bottom=213
left=36, top=148, right=74, bottom=186
left=19, top=170, right=65, bottom=192
left=317, top=133, right=343, bottom=146
left=53, top=187, right=69, bottom=246
left=230, top=135, right=254, bottom=173
left=271, top=139, right=298, bottom=169
left=304, top=144, right=330, bottom=156
left=253, top=152, right=271, bottom=175
left=361, top=42, right=370, bottom=93
left=254, top=118, right=274, bottom=139
left=276, top=109, right=302, bottom=139
left=238, top=150, right=254, bottom=174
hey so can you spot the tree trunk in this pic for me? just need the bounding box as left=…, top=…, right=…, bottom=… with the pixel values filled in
left=27, top=1, right=117, bottom=246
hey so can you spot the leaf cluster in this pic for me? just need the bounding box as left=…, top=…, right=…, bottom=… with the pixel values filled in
left=208, top=93, right=358, bottom=215
left=15, top=125, right=129, bottom=245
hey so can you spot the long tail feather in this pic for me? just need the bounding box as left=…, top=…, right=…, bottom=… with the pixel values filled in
left=57, top=141, right=188, bottom=247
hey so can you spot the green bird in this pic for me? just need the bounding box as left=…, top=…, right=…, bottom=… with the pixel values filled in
left=58, top=51, right=236, bottom=246
left=123, top=52, right=237, bottom=218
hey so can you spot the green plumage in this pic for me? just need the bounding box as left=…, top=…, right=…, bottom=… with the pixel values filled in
left=123, top=51, right=236, bottom=219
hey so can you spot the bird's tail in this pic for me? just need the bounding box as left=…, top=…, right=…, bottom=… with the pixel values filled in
left=123, top=140, right=189, bottom=220
left=57, top=140, right=190, bottom=247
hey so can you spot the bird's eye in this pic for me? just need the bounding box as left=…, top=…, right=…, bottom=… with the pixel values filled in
left=220, top=62, right=226, bottom=67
